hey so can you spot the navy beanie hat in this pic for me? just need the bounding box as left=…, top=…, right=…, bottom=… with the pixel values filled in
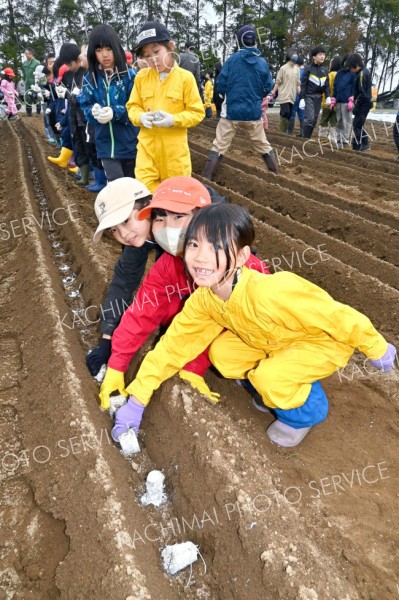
left=237, top=25, right=257, bottom=48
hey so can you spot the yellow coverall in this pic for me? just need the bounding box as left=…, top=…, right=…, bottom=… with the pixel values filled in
left=126, top=65, right=205, bottom=192
left=204, top=80, right=213, bottom=108
left=126, top=267, right=387, bottom=409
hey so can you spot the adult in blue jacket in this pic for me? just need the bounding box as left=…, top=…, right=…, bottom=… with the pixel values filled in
left=202, top=25, right=278, bottom=179
left=79, top=24, right=139, bottom=181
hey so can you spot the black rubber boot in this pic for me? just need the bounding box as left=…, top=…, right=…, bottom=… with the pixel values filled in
left=202, top=150, right=223, bottom=181
left=262, top=149, right=279, bottom=174
left=286, top=120, right=295, bottom=136
left=302, top=124, right=313, bottom=139
left=352, top=143, right=361, bottom=151
left=76, top=163, right=90, bottom=186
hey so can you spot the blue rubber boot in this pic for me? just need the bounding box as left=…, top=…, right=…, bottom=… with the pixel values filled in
left=86, top=167, right=107, bottom=193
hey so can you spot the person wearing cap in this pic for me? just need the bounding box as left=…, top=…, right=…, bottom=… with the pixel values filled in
left=79, top=24, right=139, bottom=182
left=126, top=21, right=205, bottom=193
left=268, top=48, right=301, bottom=134
left=86, top=178, right=156, bottom=376
left=299, top=45, right=330, bottom=139
left=98, top=176, right=266, bottom=409
left=87, top=176, right=228, bottom=377
left=202, top=24, right=278, bottom=180
left=0, top=68, right=18, bottom=120
left=178, top=41, right=202, bottom=94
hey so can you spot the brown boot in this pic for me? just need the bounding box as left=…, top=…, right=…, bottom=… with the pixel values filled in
left=262, top=149, right=279, bottom=174
left=202, top=150, right=223, bottom=181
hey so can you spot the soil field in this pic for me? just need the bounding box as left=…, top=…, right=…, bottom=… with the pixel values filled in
left=0, top=113, right=398, bottom=600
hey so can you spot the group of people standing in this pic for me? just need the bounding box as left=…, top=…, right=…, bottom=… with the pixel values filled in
left=267, top=44, right=383, bottom=152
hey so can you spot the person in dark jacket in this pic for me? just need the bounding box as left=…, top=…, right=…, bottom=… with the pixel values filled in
left=178, top=41, right=202, bottom=95
left=299, top=45, right=330, bottom=139
left=394, top=110, right=399, bottom=161
left=331, top=53, right=356, bottom=148
left=58, top=42, right=93, bottom=186
left=202, top=25, right=278, bottom=180
left=346, top=53, right=372, bottom=151
left=79, top=24, right=139, bottom=181
left=212, top=59, right=223, bottom=118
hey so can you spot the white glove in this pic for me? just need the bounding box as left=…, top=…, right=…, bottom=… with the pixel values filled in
left=55, top=85, right=67, bottom=99
left=71, top=86, right=81, bottom=96
left=37, top=93, right=43, bottom=102
left=31, top=84, right=41, bottom=93
left=61, top=108, right=66, bottom=114
left=91, top=103, right=102, bottom=118
left=43, top=89, right=50, bottom=99
left=325, top=96, right=331, bottom=106
left=55, top=122, right=62, bottom=131
left=45, top=108, right=52, bottom=114
left=299, top=99, right=305, bottom=109
left=153, top=110, right=174, bottom=128
left=139, top=111, right=154, bottom=129
left=97, top=107, right=113, bottom=124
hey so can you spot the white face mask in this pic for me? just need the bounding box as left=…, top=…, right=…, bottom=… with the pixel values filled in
left=154, top=227, right=186, bottom=256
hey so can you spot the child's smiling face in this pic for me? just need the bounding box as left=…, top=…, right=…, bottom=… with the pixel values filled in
left=314, top=52, right=325, bottom=64
left=109, top=208, right=151, bottom=246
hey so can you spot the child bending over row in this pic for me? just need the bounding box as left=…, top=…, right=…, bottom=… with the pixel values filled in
left=98, top=178, right=266, bottom=407
left=112, top=204, right=396, bottom=448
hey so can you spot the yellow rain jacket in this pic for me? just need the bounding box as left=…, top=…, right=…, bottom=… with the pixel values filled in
left=126, top=65, right=205, bottom=192
left=126, top=268, right=387, bottom=409
left=322, top=71, right=337, bottom=108
left=204, top=79, right=213, bottom=108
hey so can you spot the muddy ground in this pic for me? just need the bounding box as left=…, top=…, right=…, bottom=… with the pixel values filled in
left=0, top=114, right=398, bottom=600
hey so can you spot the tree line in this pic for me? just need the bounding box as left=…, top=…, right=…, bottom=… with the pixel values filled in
left=1, top=0, right=398, bottom=91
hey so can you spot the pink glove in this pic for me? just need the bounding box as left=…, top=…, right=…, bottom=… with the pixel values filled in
left=347, top=96, right=354, bottom=111
left=330, top=97, right=337, bottom=110
left=266, top=92, right=275, bottom=102
left=369, top=343, right=397, bottom=372
left=111, top=396, right=145, bottom=441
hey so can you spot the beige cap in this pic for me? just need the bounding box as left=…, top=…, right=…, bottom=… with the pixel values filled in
left=93, top=178, right=151, bottom=243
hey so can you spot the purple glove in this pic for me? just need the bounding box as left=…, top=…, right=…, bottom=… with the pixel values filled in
left=347, top=96, right=354, bottom=111
left=369, top=343, right=397, bottom=372
left=112, top=396, right=145, bottom=441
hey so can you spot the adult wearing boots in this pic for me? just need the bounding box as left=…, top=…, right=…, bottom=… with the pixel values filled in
left=203, top=25, right=278, bottom=180
left=269, top=49, right=301, bottom=134
left=299, top=46, right=330, bottom=139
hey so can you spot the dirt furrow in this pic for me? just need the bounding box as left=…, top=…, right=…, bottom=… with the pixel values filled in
left=191, top=131, right=399, bottom=228
left=191, top=145, right=399, bottom=268
left=193, top=174, right=399, bottom=291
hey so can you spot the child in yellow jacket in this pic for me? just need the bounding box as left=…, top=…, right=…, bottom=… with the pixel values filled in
left=203, top=72, right=213, bottom=118
left=112, top=204, right=396, bottom=448
left=126, top=21, right=205, bottom=192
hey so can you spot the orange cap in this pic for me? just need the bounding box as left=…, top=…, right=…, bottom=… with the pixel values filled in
left=138, top=176, right=211, bottom=220
left=4, top=67, right=15, bottom=78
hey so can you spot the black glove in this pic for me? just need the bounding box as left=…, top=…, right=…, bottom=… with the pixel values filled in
left=86, top=338, right=112, bottom=376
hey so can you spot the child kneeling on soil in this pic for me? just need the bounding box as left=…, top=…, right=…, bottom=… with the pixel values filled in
left=86, top=177, right=230, bottom=378
left=98, top=177, right=266, bottom=409
left=112, top=204, right=397, bottom=448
